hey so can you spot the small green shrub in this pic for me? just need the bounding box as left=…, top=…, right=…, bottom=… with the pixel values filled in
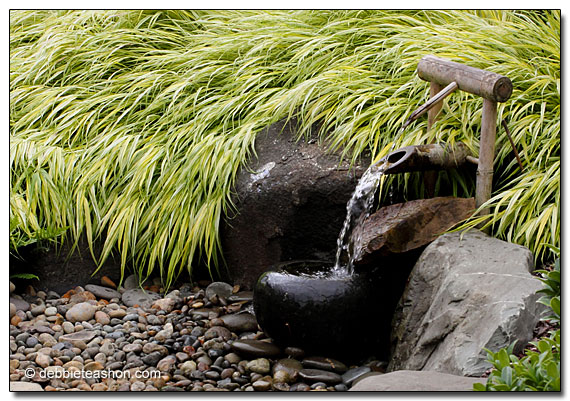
left=536, top=257, right=561, bottom=323
left=474, top=330, right=560, bottom=391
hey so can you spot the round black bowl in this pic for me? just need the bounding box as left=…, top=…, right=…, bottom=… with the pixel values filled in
left=253, top=261, right=392, bottom=360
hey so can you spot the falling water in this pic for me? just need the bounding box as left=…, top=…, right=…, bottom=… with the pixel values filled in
left=332, top=159, right=389, bottom=276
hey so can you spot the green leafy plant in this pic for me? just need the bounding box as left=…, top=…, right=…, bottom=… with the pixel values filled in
left=10, top=10, right=560, bottom=286
left=536, top=257, right=561, bottom=323
left=474, top=330, right=560, bottom=391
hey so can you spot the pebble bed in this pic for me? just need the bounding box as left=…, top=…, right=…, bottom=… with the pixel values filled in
left=9, top=277, right=386, bottom=392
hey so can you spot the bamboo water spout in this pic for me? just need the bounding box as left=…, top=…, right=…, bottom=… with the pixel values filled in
left=381, top=143, right=474, bottom=175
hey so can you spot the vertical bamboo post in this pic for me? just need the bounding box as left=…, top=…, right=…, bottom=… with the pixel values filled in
left=416, top=55, right=512, bottom=233
left=428, top=81, right=445, bottom=128
left=475, top=99, right=497, bottom=232
left=424, top=81, right=444, bottom=197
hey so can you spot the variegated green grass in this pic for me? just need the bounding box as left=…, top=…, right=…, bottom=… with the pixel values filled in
left=10, top=10, right=560, bottom=288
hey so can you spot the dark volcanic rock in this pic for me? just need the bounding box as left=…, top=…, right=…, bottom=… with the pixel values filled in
left=9, top=237, right=122, bottom=294
left=220, top=119, right=370, bottom=289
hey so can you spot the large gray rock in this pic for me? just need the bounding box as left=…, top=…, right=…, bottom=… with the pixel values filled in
left=350, top=370, right=486, bottom=391
left=388, top=230, right=545, bottom=376
left=220, top=119, right=369, bottom=289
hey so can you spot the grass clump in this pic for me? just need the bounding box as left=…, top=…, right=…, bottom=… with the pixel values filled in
left=10, top=10, right=560, bottom=286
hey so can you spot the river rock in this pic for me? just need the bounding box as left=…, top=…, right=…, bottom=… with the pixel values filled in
left=205, top=282, right=233, bottom=301
left=342, top=366, right=371, bottom=385
left=94, top=311, right=110, bottom=325
left=350, top=370, right=486, bottom=391
left=10, top=382, right=44, bottom=391
left=10, top=303, right=17, bottom=319
left=220, top=118, right=369, bottom=289
left=60, top=330, right=97, bottom=343
left=180, top=360, right=197, bottom=375
left=44, top=306, right=57, bottom=317
left=389, top=230, right=546, bottom=376
left=227, top=291, right=254, bottom=303
left=272, top=358, right=302, bottom=381
left=152, top=298, right=175, bottom=312
left=85, top=284, right=121, bottom=300
left=302, top=356, right=347, bottom=373
left=246, top=358, right=271, bottom=374
left=252, top=380, right=272, bottom=391
left=65, top=302, right=96, bottom=322
left=204, top=326, right=232, bottom=341
left=299, top=368, right=342, bottom=384
left=10, top=297, right=30, bottom=312
left=353, top=197, right=476, bottom=264
left=157, top=355, right=177, bottom=371
left=121, top=289, right=161, bottom=307
left=230, top=339, right=281, bottom=358
left=38, top=333, right=57, bottom=347
left=142, top=352, right=163, bottom=366
left=220, top=313, right=258, bottom=332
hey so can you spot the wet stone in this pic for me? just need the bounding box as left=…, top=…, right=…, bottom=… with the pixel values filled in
left=272, top=358, right=302, bottom=379
left=220, top=313, right=258, bottom=332
left=205, top=282, right=233, bottom=301
left=302, top=356, right=347, bottom=373
left=299, top=368, right=342, bottom=384
left=341, top=365, right=371, bottom=385
left=284, top=346, right=305, bottom=359
left=85, top=284, right=121, bottom=300
left=227, top=291, right=253, bottom=303
left=230, top=339, right=281, bottom=358
left=204, top=326, right=232, bottom=341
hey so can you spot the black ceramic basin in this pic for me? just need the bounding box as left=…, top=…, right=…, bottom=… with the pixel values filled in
left=253, top=261, right=392, bottom=360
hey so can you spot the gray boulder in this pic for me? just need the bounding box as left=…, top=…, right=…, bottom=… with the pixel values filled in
left=388, top=230, right=545, bottom=376
left=220, top=118, right=369, bottom=289
left=350, top=370, right=486, bottom=391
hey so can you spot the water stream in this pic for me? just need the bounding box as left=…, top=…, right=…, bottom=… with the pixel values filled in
left=332, top=159, right=389, bottom=276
